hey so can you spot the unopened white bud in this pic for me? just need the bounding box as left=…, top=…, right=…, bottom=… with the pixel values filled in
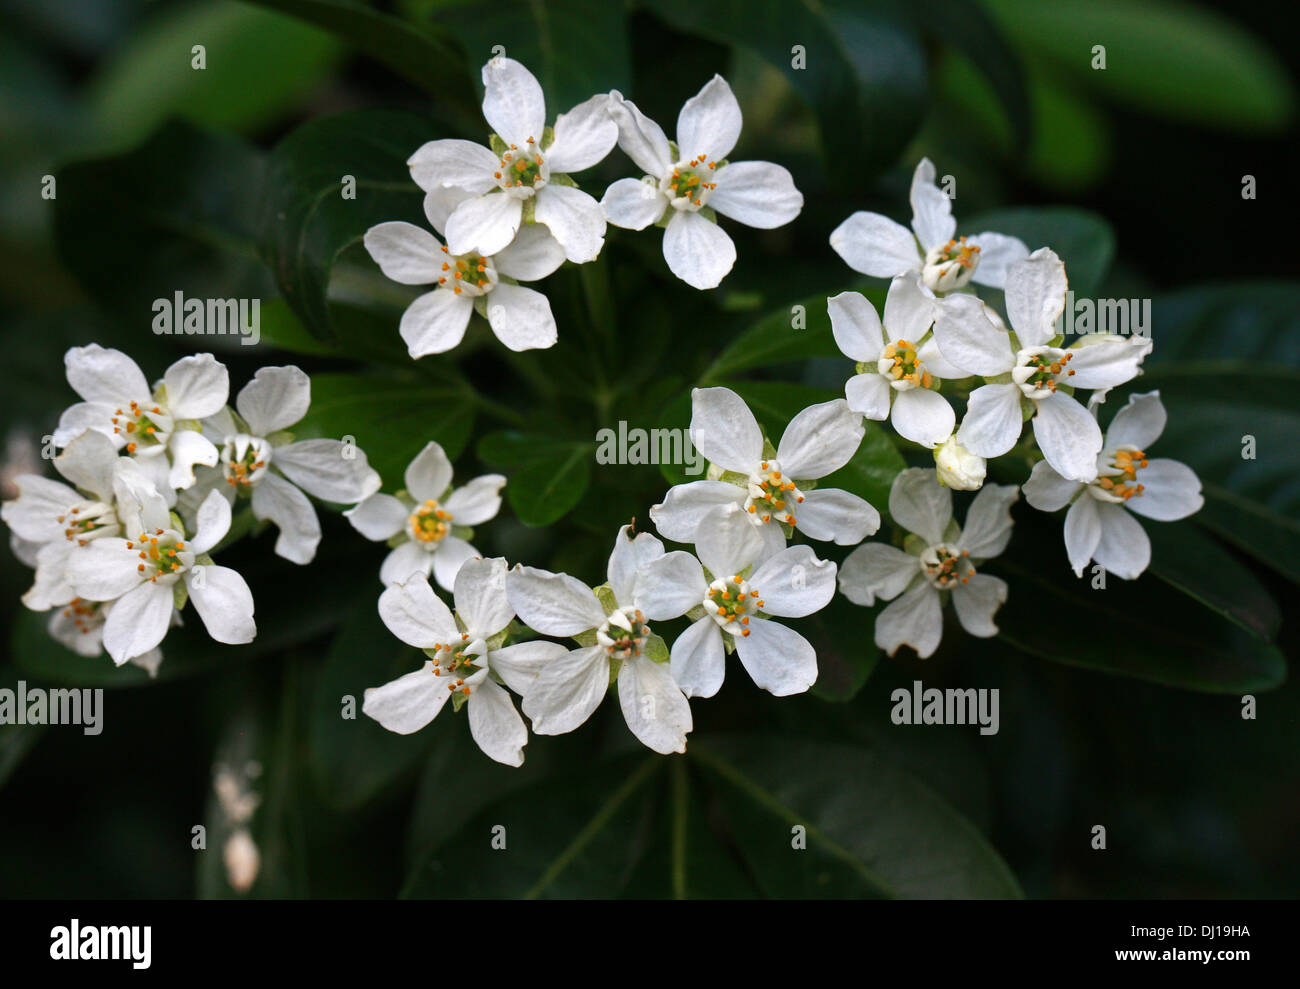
left=934, top=436, right=985, bottom=490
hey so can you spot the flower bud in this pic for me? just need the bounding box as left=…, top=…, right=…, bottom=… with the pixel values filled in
left=934, top=436, right=985, bottom=490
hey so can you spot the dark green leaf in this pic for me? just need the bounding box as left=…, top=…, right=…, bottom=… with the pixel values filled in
left=701, top=291, right=870, bottom=383
left=478, top=431, right=593, bottom=527
left=963, top=206, right=1114, bottom=297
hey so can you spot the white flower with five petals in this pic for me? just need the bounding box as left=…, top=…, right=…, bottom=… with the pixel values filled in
left=601, top=76, right=803, bottom=289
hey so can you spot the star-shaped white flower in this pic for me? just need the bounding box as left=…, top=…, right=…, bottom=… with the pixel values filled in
left=180, top=365, right=381, bottom=565
left=52, top=345, right=229, bottom=492
left=668, top=503, right=836, bottom=698
left=365, top=558, right=561, bottom=766
left=1023, top=390, right=1203, bottom=579
left=840, top=468, right=1019, bottom=659
left=650, top=386, right=880, bottom=560
left=601, top=76, right=803, bottom=289
left=364, top=185, right=567, bottom=356
left=407, top=56, right=617, bottom=264
left=935, top=248, right=1152, bottom=482
left=830, top=158, right=1029, bottom=292
left=507, top=525, right=699, bottom=754
left=829, top=275, right=973, bottom=449
left=345, top=440, right=504, bottom=590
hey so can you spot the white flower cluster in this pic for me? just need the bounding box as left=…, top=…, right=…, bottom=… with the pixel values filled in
left=4, top=346, right=381, bottom=672
left=363, top=57, right=803, bottom=356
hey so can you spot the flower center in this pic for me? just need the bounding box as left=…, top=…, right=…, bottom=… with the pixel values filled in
left=494, top=138, right=546, bottom=196
left=408, top=499, right=453, bottom=544
left=921, top=543, right=974, bottom=589
left=221, top=434, right=273, bottom=488
left=1090, top=446, right=1148, bottom=503
left=597, top=606, right=651, bottom=660
left=110, top=400, right=172, bottom=455
left=55, top=501, right=118, bottom=546
left=922, top=237, right=981, bottom=293
left=744, top=460, right=804, bottom=527
left=704, top=575, right=762, bottom=638
left=59, top=597, right=102, bottom=636
left=429, top=632, right=485, bottom=696
left=661, top=155, right=718, bottom=211
left=877, top=338, right=933, bottom=391
left=1012, top=347, right=1075, bottom=399
left=437, top=246, right=498, bottom=298
left=129, top=528, right=192, bottom=582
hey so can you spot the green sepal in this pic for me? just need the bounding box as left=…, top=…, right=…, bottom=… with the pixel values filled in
left=574, top=629, right=598, bottom=648
left=761, top=437, right=778, bottom=460
left=699, top=206, right=717, bottom=223
left=548, top=172, right=578, bottom=188
left=264, top=428, right=293, bottom=447
left=593, top=583, right=618, bottom=615
left=903, top=533, right=928, bottom=557
left=722, top=632, right=736, bottom=655
left=607, top=656, right=622, bottom=684
left=521, top=197, right=536, bottom=224
left=644, top=633, right=670, bottom=664
left=540, top=124, right=555, bottom=151
left=485, top=628, right=510, bottom=652
left=452, top=525, right=474, bottom=541
left=686, top=604, right=707, bottom=622
left=169, top=510, right=186, bottom=534
left=451, top=689, right=469, bottom=713
left=984, top=372, right=1014, bottom=385
left=172, top=579, right=189, bottom=612
left=489, top=133, right=507, bottom=155
left=942, top=519, right=962, bottom=543
left=1020, top=396, right=1037, bottom=421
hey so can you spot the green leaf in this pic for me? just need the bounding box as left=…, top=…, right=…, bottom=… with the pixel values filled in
left=260, top=109, right=439, bottom=341
left=478, top=431, right=592, bottom=527
left=962, top=206, right=1115, bottom=297
left=982, top=0, right=1295, bottom=133
left=650, top=0, right=927, bottom=175
left=806, top=592, right=881, bottom=702
left=693, top=734, right=1023, bottom=898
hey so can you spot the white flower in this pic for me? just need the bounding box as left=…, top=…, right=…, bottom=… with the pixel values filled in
left=829, top=276, right=972, bottom=448
left=345, top=441, right=504, bottom=590
left=364, top=185, right=567, bottom=356
left=830, top=158, right=1029, bottom=292
left=1023, top=391, right=1203, bottom=579
left=936, top=248, right=1152, bottom=482
left=47, top=598, right=165, bottom=676
left=934, top=435, right=986, bottom=491
left=601, top=76, right=803, bottom=289
left=650, top=386, right=879, bottom=560
left=407, top=56, right=616, bottom=264
left=180, top=366, right=381, bottom=564
left=507, top=525, right=698, bottom=754
left=668, top=503, right=836, bottom=698
left=63, top=472, right=255, bottom=665
left=365, top=558, right=557, bottom=766
left=840, top=468, right=1018, bottom=659
left=52, top=345, right=229, bottom=491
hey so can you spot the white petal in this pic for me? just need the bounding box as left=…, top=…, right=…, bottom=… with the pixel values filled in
left=676, top=74, right=742, bottom=162
left=845, top=372, right=891, bottom=420
left=379, top=571, right=458, bottom=647
left=507, top=565, right=605, bottom=635
left=909, top=158, right=955, bottom=251
left=53, top=402, right=116, bottom=449
left=709, top=160, right=802, bottom=229
left=827, top=290, right=884, bottom=362
left=951, top=573, right=1007, bottom=637
left=956, top=383, right=1023, bottom=459
left=424, top=186, right=476, bottom=236
left=362, top=661, right=448, bottom=734
left=236, top=365, right=311, bottom=435
left=186, top=565, right=255, bottom=644
left=379, top=540, right=434, bottom=586
left=481, top=56, right=546, bottom=150
left=1032, top=393, right=1103, bottom=483
left=167, top=430, right=220, bottom=490
left=967, top=232, right=1029, bottom=289
left=1067, top=336, right=1151, bottom=390
left=958, top=483, right=1019, bottom=559
left=272, top=439, right=382, bottom=503
left=345, top=493, right=408, bottom=541
left=888, top=466, right=952, bottom=545
left=468, top=679, right=528, bottom=766
left=735, top=618, right=816, bottom=696
left=890, top=389, right=955, bottom=449
left=648, top=480, right=745, bottom=543
left=65, top=538, right=141, bottom=601
left=601, top=177, right=667, bottom=231
left=1022, top=459, right=1082, bottom=513
left=521, top=644, right=608, bottom=735
left=838, top=543, right=918, bottom=606
left=484, top=282, right=558, bottom=351
left=405, top=441, right=453, bottom=502
left=875, top=582, right=943, bottom=658
left=882, top=273, right=938, bottom=344
left=749, top=544, right=836, bottom=616
left=932, top=293, right=1014, bottom=376
left=453, top=556, right=513, bottom=638
left=618, top=654, right=692, bottom=754
left=606, top=526, right=666, bottom=605
left=489, top=640, right=569, bottom=696
left=776, top=399, right=864, bottom=479
left=190, top=487, right=233, bottom=555
left=65, top=344, right=150, bottom=404
left=829, top=211, right=919, bottom=278
left=164, top=353, right=229, bottom=420
left=690, top=386, right=763, bottom=472
left=608, top=91, right=672, bottom=176
left=444, top=193, right=522, bottom=258
left=250, top=472, right=320, bottom=564
left=1004, top=247, right=1067, bottom=348
left=634, top=550, right=707, bottom=620
left=431, top=535, right=477, bottom=592
left=491, top=223, right=565, bottom=282
left=694, top=502, right=764, bottom=579
left=670, top=616, right=725, bottom=698
left=916, top=334, right=969, bottom=381
left=53, top=429, right=119, bottom=502
left=791, top=485, right=882, bottom=546
left=443, top=473, right=505, bottom=525
left=1104, top=390, right=1166, bottom=450
left=407, top=139, right=499, bottom=193
left=662, top=209, right=736, bottom=290
left=1064, top=495, right=1103, bottom=577
left=113, top=456, right=171, bottom=533
left=102, top=579, right=174, bottom=664
left=0, top=475, right=79, bottom=542
left=400, top=289, right=474, bottom=357
left=546, top=93, right=618, bottom=173
left=362, top=221, right=440, bottom=285
left=1092, top=502, right=1150, bottom=579
left=1125, top=459, right=1203, bottom=521
left=533, top=184, right=606, bottom=263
